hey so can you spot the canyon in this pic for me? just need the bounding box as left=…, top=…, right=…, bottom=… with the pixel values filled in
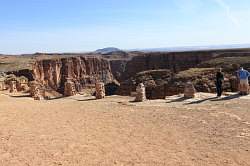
left=1, top=48, right=250, bottom=98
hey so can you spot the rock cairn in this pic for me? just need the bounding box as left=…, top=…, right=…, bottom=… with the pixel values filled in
left=29, top=81, right=38, bottom=97
left=16, top=76, right=29, bottom=92
left=9, top=81, right=17, bottom=93
left=29, top=81, right=44, bottom=100
left=64, top=79, right=76, bottom=96
left=229, top=76, right=239, bottom=92
left=95, top=82, right=105, bottom=99
left=33, top=87, right=44, bottom=100
left=0, top=81, right=6, bottom=91
left=184, top=82, right=196, bottom=98
left=134, top=83, right=146, bottom=102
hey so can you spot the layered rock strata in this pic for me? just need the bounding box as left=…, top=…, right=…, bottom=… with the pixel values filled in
left=32, top=56, right=114, bottom=94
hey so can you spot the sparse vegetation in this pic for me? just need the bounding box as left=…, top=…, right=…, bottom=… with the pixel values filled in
left=176, top=68, right=215, bottom=78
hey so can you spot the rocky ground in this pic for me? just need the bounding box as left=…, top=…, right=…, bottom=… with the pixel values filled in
left=0, top=92, right=249, bottom=166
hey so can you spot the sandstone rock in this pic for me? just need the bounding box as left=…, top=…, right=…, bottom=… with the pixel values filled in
left=134, top=83, right=146, bottom=102
left=95, top=82, right=105, bottom=99
left=64, top=79, right=77, bottom=97
left=184, top=82, right=196, bottom=98
left=32, top=56, right=114, bottom=94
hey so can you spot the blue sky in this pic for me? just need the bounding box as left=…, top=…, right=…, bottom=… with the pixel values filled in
left=0, top=0, right=250, bottom=54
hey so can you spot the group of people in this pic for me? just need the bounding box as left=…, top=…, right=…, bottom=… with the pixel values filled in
left=216, top=67, right=250, bottom=97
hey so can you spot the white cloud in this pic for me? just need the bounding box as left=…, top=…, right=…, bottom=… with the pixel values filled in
left=213, top=0, right=240, bottom=27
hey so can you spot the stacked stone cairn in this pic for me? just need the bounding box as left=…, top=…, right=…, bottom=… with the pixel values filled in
left=9, top=81, right=17, bottom=93
left=134, top=83, right=146, bottom=102
left=184, top=82, right=196, bottom=98
left=0, top=80, right=6, bottom=91
left=64, top=79, right=77, bottom=96
left=95, top=82, right=105, bottom=99
left=29, top=81, right=44, bottom=100
left=16, top=76, right=29, bottom=92
left=33, top=87, right=44, bottom=100
left=229, top=76, right=239, bottom=92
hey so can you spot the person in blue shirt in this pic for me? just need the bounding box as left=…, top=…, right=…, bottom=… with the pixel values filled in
left=237, top=67, right=250, bottom=95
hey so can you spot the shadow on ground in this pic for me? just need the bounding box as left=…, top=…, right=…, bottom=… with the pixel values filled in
left=10, top=94, right=31, bottom=98
left=75, top=98, right=96, bottom=102
left=185, top=97, right=218, bottom=105
left=167, top=93, right=244, bottom=105
left=210, top=94, right=242, bottom=101
left=166, top=97, right=189, bottom=103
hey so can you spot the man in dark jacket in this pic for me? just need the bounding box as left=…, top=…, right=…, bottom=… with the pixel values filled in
left=216, top=68, right=224, bottom=97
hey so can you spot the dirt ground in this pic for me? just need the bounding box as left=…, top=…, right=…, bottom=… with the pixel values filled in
left=0, top=92, right=249, bottom=166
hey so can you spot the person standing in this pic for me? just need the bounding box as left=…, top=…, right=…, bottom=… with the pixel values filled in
left=216, top=68, right=224, bottom=97
left=237, top=67, right=250, bottom=95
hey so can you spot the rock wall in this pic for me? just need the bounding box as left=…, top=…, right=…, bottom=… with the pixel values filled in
left=116, top=68, right=240, bottom=99
left=111, top=49, right=250, bottom=98
left=113, top=52, right=216, bottom=81
left=32, top=56, right=114, bottom=94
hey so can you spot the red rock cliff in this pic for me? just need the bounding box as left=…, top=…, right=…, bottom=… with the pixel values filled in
left=32, top=56, right=114, bottom=93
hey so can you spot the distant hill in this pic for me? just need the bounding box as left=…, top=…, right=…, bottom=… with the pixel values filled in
left=95, top=47, right=123, bottom=55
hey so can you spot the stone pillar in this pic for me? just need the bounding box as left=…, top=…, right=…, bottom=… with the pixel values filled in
left=229, top=76, right=238, bottom=92
left=134, top=83, right=146, bottom=102
left=64, top=79, right=76, bottom=96
left=33, top=87, right=44, bottom=100
left=95, top=82, right=105, bottom=99
left=9, top=81, right=17, bottom=93
left=184, top=82, right=196, bottom=98
left=0, top=81, right=6, bottom=91
left=29, top=82, right=37, bottom=97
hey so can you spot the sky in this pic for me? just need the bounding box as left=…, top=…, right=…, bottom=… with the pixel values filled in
left=0, top=0, right=250, bottom=54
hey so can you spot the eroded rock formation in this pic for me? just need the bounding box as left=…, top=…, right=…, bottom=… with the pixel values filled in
left=115, top=52, right=215, bottom=81
left=32, top=56, right=114, bottom=94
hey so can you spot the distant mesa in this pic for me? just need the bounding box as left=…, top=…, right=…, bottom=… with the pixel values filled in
left=95, top=47, right=123, bottom=55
